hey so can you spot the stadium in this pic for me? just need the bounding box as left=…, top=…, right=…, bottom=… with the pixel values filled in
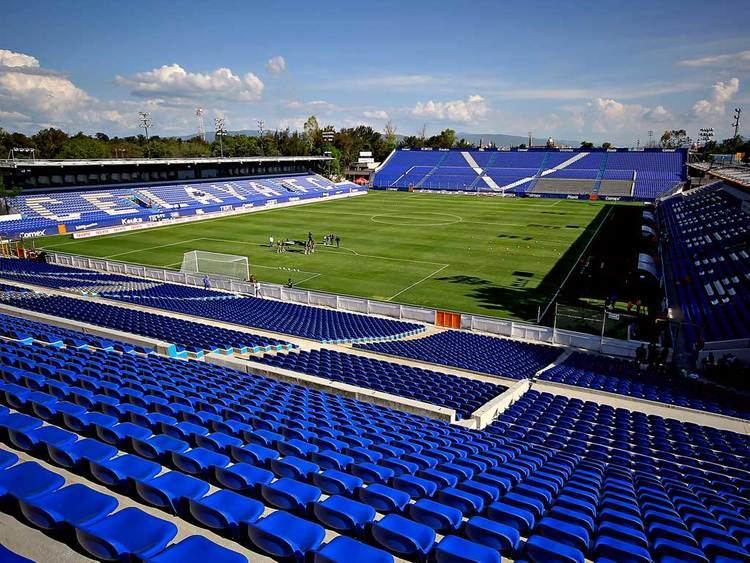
left=0, top=2, right=749, bottom=562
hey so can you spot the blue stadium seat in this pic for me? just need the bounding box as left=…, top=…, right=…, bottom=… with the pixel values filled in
left=214, top=463, right=274, bottom=496
left=464, top=515, right=521, bottom=556
left=18, top=483, right=117, bottom=531
left=0, top=461, right=65, bottom=505
left=244, top=510, right=326, bottom=562
left=406, top=498, right=463, bottom=534
left=312, top=469, right=364, bottom=496
left=358, top=484, right=410, bottom=513
left=260, top=478, right=322, bottom=514
left=46, top=438, right=117, bottom=471
left=371, top=514, right=436, bottom=561
left=75, top=507, right=178, bottom=561
left=134, top=471, right=210, bottom=514
left=312, top=495, right=376, bottom=537
left=89, top=454, right=161, bottom=489
left=187, top=489, right=264, bottom=539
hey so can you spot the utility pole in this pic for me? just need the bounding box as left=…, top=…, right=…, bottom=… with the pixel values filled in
left=732, top=108, right=742, bottom=139
left=214, top=117, right=227, bottom=158
left=138, top=112, right=152, bottom=157
left=257, top=119, right=265, bottom=156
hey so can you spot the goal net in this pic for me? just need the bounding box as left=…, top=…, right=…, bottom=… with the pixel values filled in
left=180, top=250, right=249, bottom=280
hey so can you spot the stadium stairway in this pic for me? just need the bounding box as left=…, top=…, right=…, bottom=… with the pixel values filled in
left=468, top=152, right=499, bottom=192
left=414, top=153, right=449, bottom=189
left=525, top=152, right=552, bottom=193
left=591, top=152, right=610, bottom=196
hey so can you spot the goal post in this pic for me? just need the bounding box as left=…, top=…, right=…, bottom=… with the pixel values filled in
left=180, top=250, right=249, bottom=280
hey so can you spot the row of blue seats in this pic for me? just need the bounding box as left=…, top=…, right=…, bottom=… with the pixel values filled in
left=0, top=311, right=155, bottom=355
left=491, top=390, right=750, bottom=485
left=254, top=348, right=506, bottom=419
left=0, top=446, right=404, bottom=563
left=0, top=290, right=294, bottom=356
left=0, top=258, right=426, bottom=342
left=375, top=149, right=685, bottom=200
left=0, top=340, right=536, bottom=561
left=539, top=352, right=750, bottom=420
left=1, top=331, right=748, bottom=562
left=0, top=448, right=249, bottom=562
left=355, top=330, right=560, bottom=379
left=659, top=184, right=750, bottom=342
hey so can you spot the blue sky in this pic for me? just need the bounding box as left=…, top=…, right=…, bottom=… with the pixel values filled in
left=1, top=0, right=748, bottom=144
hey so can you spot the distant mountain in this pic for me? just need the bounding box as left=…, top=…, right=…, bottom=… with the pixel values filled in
left=456, top=132, right=579, bottom=148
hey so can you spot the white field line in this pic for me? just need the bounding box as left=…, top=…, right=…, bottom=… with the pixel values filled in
left=538, top=205, right=614, bottom=322
left=294, top=272, right=322, bottom=285
left=387, top=263, right=450, bottom=301
left=104, top=238, right=203, bottom=259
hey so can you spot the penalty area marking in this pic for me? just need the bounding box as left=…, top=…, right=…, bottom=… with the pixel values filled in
left=387, top=263, right=450, bottom=301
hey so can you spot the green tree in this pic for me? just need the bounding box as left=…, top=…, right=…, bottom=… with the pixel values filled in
left=303, top=115, right=320, bottom=154
left=580, top=141, right=594, bottom=149
left=601, top=142, right=612, bottom=149
left=660, top=129, right=690, bottom=148
left=429, top=128, right=456, bottom=149
left=56, top=134, right=109, bottom=159
left=31, top=128, right=69, bottom=158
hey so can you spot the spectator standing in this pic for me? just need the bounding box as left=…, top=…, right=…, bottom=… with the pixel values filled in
left=203, top=275, right=211, bottom=290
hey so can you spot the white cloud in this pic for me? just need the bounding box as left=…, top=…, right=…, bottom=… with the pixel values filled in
left=116, top=63, right=264, bottom=102
left=0, top=62, right=90, bottom=116
left=411, top=94, right=488, bottom=123
left=690, top=77, right=740, bottom=119
left=0, top=109, right=30, bottom=122
left=363, top=110, right=389, bottom=120
left=680, top=50, right=750, bottom=69
left=266, top=56, right=286, bottom=75
left=0, top=49, right=39, bottom=69
left=572, top=98, right=674, bottom=135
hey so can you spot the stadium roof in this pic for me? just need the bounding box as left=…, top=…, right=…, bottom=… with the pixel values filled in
left=0, top=155, right=331, bottom=169
left=689, top=162, right=750, bottom=188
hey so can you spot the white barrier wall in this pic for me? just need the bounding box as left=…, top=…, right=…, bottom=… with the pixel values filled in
left=47, top=251, right=639, bottom=357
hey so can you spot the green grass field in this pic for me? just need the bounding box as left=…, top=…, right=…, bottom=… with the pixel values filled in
left=37, top=192, right=610, bottom=320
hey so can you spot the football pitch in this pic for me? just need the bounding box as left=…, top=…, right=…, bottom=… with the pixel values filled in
left=38, top=192, right=611, bottom=321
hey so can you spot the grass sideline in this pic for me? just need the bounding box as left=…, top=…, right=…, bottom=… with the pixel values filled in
left=38, top=191, right=614, bottom=321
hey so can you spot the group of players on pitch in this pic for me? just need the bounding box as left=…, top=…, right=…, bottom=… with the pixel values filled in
left=268, top=232, right=341, bottom=255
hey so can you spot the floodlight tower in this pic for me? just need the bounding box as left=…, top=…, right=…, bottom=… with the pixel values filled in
left=214, top=117, right=227, bottom=158
left=257, top=119, right=265, bottom=156
left=648, top=130, right=654, bottom=148
left=732, top=108, right=742, bottom=139
left=138, top=111, right=152, bottom=157
left=698, top=127, right=714, bottom=149
left=196, top=107, right=206, bottom=142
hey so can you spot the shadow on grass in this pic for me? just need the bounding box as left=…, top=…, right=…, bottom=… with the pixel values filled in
left=435, top=205, right=611, bottom=321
